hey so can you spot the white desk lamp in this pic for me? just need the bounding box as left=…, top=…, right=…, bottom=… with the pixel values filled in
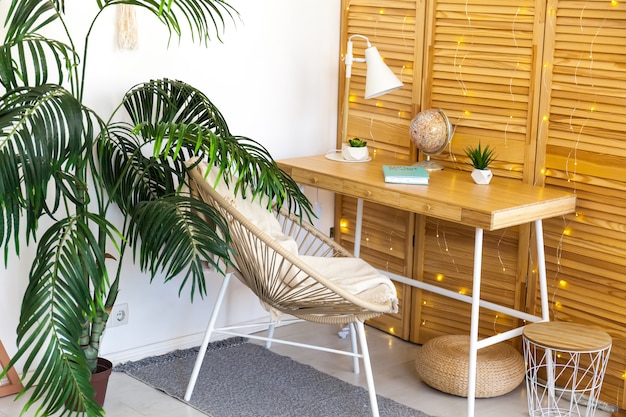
left=341, top=34, right=404, bottom=145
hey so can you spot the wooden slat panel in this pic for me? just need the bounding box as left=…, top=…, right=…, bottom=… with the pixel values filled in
left=409, top=217, right=522, bottom=343
left=339, top=0, right=423, bottom=157
left=424, top=0, right=542, bottom=181
left=532, top=0, right=626, bottom=408
left=335, top=195, right=415, bottom=339
left=338, top=0, right=626, bottom=408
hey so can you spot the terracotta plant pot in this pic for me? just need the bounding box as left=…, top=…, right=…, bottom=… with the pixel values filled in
left=92, top=357, right=113, bottom=407
left=66, top=357, right=113, bottom=410
left=341, top=144, right=369, bottom=161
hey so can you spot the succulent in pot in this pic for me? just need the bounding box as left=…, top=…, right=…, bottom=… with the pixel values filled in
left=342, top=137, right=370, bottom=161
left=464, top=142, right=496, bottom=184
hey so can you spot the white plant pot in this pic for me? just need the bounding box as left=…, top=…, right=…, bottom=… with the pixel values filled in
left=471, top=168, right=493, bottom=185
left=341, top=144, right=369, bottom=161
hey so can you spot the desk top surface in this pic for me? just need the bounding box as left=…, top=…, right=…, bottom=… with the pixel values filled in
left=278, top=153, right=576, bottom=231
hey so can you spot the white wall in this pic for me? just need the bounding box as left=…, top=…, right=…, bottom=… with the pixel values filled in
left=0, top=0, right=339, bottom=369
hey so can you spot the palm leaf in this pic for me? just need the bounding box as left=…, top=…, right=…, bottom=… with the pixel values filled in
left=129, top=0, right=238, bottom=44
left=129, top=195, right=232, bottom=299
left=9, top=213, right=119, bottom=416
left=1, top=0, right=76, bottom=89
left=107, top=79, right=315, bottom=219
left=0, top=84, right=94, bottom=255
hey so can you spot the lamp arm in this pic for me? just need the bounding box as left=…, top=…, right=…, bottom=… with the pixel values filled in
left=344, top=34, right=371, bottom=79
left=342, top=35, right=372, bottom=144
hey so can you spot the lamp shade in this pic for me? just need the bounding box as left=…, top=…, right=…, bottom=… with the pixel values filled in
left=364, top=46, right=403, bottom=99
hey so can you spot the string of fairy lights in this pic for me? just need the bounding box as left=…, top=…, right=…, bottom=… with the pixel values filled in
left=337, top=1, right=620, bottom=361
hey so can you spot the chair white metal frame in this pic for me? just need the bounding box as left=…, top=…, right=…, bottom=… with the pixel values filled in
left=184, top=164, right=398, bottom=417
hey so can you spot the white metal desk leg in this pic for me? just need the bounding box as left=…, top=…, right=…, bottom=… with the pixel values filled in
left=534, top=219, right=550, bottom=321
left=535, top=219, right=556, bottom=407
left=354, top=198, right=364, bottom=258
left=467, top=227, right=484, bottom=417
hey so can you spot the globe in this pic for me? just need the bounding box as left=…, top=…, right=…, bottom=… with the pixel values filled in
left=409, top=108, right=453, bottom=170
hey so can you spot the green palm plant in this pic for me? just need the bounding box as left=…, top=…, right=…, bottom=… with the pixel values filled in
left=0, top=1, right=314, bottom=416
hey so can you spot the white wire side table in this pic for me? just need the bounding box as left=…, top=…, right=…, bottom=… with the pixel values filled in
left=522, top=322, right=612, bottom=417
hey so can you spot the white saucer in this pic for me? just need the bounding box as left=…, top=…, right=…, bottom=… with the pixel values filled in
left=324, top=151, right=372, bottom=163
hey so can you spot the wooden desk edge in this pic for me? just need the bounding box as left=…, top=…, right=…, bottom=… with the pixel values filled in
left=278, top=156, right=577, bottom=230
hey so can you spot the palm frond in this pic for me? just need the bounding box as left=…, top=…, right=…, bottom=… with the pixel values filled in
left=120, top=78, right=231, bottom=138
left=10, top=213, right=119, bottom=416
left=97, top=122, right=180, bottom=214
left=0, top=84, right=93, bottom=254
left=1, top=0, right=75, bottom=89
left=118, top=0, right=239, bottom=44
left=129, top=195, right=232, bottom=300
left=106, top=79, right=315, bottom=220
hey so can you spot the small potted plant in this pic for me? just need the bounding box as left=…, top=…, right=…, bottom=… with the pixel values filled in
left=342, top=137, right=369, bottom=161
left=464, top=142, right=496, bottom=184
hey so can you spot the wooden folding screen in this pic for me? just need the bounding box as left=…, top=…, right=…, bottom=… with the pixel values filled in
left=532, top=0, right=626, bottom=407
left=335, top=0, right=425, bottom=340
left=337, top=0, right=626, bottom=408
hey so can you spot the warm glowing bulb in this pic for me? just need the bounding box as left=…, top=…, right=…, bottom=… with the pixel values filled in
left=590, top=106, right=596, bottom=112
left=559, top=280, right=567, bottom=288
left=464, top=110, right=471, bottom=116
left=388, top=327, right=395, bottom=334
left=379, top=9, right=385, bottom=14
left=349, top=95, right=356, bottom=103
left=376, top=101, right=382, bottom=107
left=563, top=228, right=572, bottom=236
left=611, top=0, right=618, bottom=6
left=340, top=220, right=348, bottom=229
left=543, top=115, right=548, bottom=121
left=436, top=274, right=444, bottom=282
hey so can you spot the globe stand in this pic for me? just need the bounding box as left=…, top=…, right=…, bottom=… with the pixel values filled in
left=413, top=155, right=444, bottom=171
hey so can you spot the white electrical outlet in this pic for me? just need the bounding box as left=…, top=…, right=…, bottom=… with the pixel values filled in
left=108, top=303, right=129, bottom=327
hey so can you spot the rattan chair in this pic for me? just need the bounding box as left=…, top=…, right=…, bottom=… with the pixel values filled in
left=184, top=161, right=398, bottom=417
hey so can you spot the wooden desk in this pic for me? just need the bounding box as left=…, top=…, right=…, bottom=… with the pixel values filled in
left=278, top=153, right=577, bottom=417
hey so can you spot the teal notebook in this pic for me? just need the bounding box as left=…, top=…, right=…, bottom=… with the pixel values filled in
left=382, top=165, right=429, bottom=185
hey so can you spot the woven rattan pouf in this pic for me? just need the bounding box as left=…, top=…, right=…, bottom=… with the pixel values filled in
left=415, top=335, right=525, bottom=398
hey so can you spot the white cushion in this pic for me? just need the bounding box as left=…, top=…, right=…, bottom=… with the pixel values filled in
left=298, top=256, right=398, bottom=310
left=189, top=159, right=298, bottom=256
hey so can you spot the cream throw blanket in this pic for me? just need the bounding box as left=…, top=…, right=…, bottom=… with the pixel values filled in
left=299, top=256, right=398, bottom=312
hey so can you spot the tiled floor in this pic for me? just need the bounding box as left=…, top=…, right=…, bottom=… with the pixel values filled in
left=0, top=322, right=615, bottom=417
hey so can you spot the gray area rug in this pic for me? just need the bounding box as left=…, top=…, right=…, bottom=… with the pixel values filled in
left=114, top=337, right=432, bottom=417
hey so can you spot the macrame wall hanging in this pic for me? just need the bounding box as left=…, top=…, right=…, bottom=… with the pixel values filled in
left=117, top=4, right=138, bottom=50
